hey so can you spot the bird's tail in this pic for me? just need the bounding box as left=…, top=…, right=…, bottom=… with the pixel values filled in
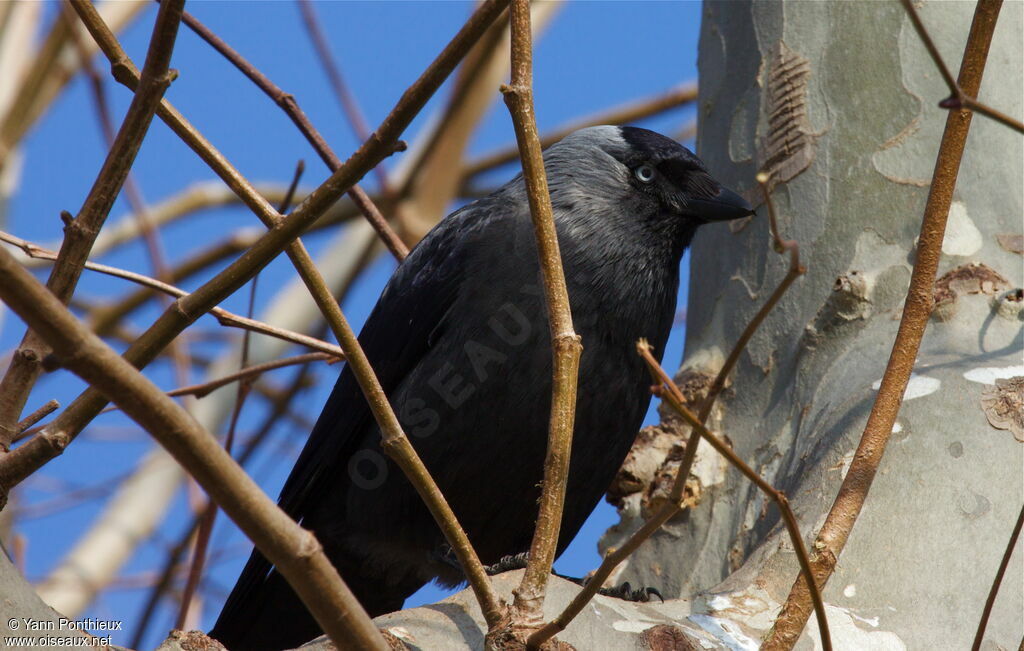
left=209, top=549, right=423, bottom=650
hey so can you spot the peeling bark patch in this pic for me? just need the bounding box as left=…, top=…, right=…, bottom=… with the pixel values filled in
left=638, top=624, right=702, bottom=650
left=964, top=366, right=1024, bottom=384
left=996, top=233, right=1024, bottom=255
left=940, top=202, right=982, bottom=256
left=383, top=627, right=415, bottom=647
left=806, top=271, right=873, bottom=345
left=933, top=262, right=1011, bottom=305
left=689, top=615, right=759, bottom=651
left=759, top=41, right=814, bottom=187
left=980, top=376, right=1024, bottom=442
left=871, top=373, right=940, bottom=400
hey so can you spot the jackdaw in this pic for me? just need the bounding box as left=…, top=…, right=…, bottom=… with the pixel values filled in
left=211, top=126, right=752, bottom=650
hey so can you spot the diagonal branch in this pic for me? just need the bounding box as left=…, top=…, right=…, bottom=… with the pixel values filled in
left=972, top=502, right=1024, bottom=651
left=176, top=3, right=408, bottom=260
left=763, top=1, right=1005, bottom=647
left=0, top=0, right=185, bottom=452
left=501, top=0, right=583, bottom=630
left=0, top=231, right=345, bottom=360
left=900, top=0, right=1022, bottom=133
left=636, top=343, right=830, bottom=651
left=0, top=245, right=389, bottom=651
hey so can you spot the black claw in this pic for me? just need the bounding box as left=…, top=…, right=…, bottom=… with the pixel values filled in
left=597, top=581, right=664, bottom=603
left=485, top=552, right=530, bottom=576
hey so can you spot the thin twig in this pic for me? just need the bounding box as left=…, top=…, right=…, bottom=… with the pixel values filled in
left=88, top=234, right=263, bottom=336
left=637, top=343, right=830, bottom=650
left=175, top=164, right=284, bottom=627
left=119, top=353, right=335, bottom=404
left=972, top=502, right=1024, bottom=651
left=0, top=231, right=346, bottom=360
left=295, top=0, right=414, bottom=242
left=177, top=3, right=409, bottom=260
left=0, top=245, right=389, bottom=651
left=0, top=0, right=185, bottom=452
left=295, top=0, right=382, bottom=187
left=900, top=0, right=1022, bottom=133
left=763, top=1, right=1005, bottom=646
left=14, top=399, right=59, bottom=436
left=500, top=0, right=582, bottom=633
left=697, top=172, right=804, bottom=424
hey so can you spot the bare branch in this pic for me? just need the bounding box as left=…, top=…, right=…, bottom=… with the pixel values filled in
left=0, top=231, right=346, bottom=360
left=694, top=171, right=805, bottom=424
left=14, top=400, right=59, bottom=437
left=763, top=1, right=1006, bottom=646
left=973, top=502, right=1024, bottom=650
left=500, top=0, right=583, bottom=631
left=636, top=343, right=830, bottom=651
left=900, top=0, right=1022, bottom=133
left=177, top=3, right=408, bottom=260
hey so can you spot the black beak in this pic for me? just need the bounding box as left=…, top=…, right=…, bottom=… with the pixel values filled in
left=687, top=186, right=754, bottom=223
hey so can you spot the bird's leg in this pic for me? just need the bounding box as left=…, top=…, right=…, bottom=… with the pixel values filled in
left=483, top=551, right=663, bottom=603
left=556, top=573, right=663, bottom=603
left=484, top=551, right=531, bottom=575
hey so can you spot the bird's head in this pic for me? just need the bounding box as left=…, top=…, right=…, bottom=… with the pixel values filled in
left=541, top=126, right=753, bottom=253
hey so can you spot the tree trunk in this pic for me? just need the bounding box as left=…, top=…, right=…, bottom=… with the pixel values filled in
left=606, top=0, right=1023, bottom=648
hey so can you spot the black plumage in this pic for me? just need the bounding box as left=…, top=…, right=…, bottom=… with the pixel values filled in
left=210, top=126, right=752, bottom=650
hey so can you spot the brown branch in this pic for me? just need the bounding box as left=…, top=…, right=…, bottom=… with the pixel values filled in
left=0, top=0, right=185, bottom=452
left=295, top=0, right=379, bottom=184
left=0, top=231, right=346, bottom=360
left=900, top=0, right=1022, bottom=134
left=295, top=0, right=416, bottom=243
left=89, top=234, right=262, bottom=336
left=763, top=1, right=1005, bottom=647
left=972, top=502, right=1024, bottom=651
left=465, top=81, right=698, bottom=180
left=14, top=399, right=60, bottom=436
left=500, top=0, right=582, bottom=631
left=177, top=2, right=409, bottom=260
left=126, top=353, right=336, bottom=404
left=0, top=245, right=389, bottom=651
left=637, top=344, right=830, bottom=650
left=130, top=357, right=318, bottom=648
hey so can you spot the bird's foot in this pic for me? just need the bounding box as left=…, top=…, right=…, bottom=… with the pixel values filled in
left=594, top=581, right=663, bottom=603
left=484, top=552, right=531, bottom=575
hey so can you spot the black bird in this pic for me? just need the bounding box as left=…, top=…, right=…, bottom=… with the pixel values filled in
left=211, top=126, right=752, bottom=650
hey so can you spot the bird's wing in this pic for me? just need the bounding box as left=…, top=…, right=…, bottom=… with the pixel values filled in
left=215, top=201, right=495, bottom=628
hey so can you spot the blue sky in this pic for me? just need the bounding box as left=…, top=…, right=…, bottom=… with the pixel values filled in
left=2, top=2, right=703, bottom=647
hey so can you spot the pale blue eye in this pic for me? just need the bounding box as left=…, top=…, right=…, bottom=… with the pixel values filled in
left=634, top=164, right=655, bottom=183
